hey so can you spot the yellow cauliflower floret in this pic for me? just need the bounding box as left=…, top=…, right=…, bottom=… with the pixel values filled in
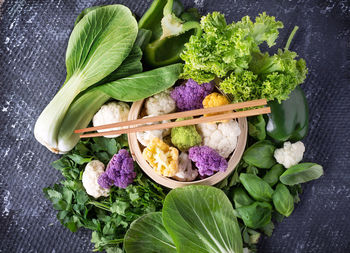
left=202, top=92, right=230, bottom=122
left=143, top=138, right=179, bottom=177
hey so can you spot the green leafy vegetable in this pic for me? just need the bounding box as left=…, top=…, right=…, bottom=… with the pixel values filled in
left=248, top=115, right=266, bottom=140
left=243, top=140, right=276, bottom=169
left=163, top=185, right=243, bottom=253
left=44, top=137, right=167, bottom=252
left=97, top=63, right=183, bottom=101
left=181, top=12, right=307, bottom=103
left=124, top=212, right=177, bottom=253
left=34, top=5, right=138, bottom=153
left=232, top=187, right=254, bottom=208
left=239, top=173, right=274, bottom=202
left=272, top=183, right=294, bottom=217
left=280, top=163, right=324, bottom=185
left=181, top=12, right=283, bottom=82
left=263, top=164, right=285, bottom=186
left=236, top=202, right=272, bottom=229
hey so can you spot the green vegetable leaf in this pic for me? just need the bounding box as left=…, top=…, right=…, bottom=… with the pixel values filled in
left=110, top=200, right=130, bottom=215
left=163, top=185, right=243, bottom=253
left=260, top=221, right=275, bottom=236
left=232, top=187, right=254, bottom=208
left=236, top=202, right=272, bottom=229
left=65, top=5, right=137, bottom=85
left=97, top=64, right=183, bottom=101
left=240, top=173, right=274, bottom=202
left=263, top=164, right=285, bottom=186
left=124, top=212, right=177, bottom=253
left=272, top=183, right=294, bottom=217
left=34, top=5, right=138, bottom=153
left=280, top=163, right=324, bottom=185
left=243, top=140, right=276, bottom=169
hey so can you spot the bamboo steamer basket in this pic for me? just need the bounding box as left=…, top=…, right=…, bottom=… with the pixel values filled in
left=128, top=99, right=247, bottom=188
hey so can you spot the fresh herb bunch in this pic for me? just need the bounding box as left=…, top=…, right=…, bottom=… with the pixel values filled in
left=44, top=136, right=167, bottom=252
left=180, top=12, right=307, bottom=103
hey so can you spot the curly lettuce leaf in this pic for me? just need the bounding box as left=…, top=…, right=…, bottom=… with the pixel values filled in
left=180, top=12, right=284, bottom=83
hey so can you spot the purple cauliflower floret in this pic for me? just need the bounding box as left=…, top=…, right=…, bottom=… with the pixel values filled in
left=170, top=79, right=214, bottom=111
left=188, top=146, right=228, bottom=177
left=97, top=173, right=114, bottom=189
left=98, top=149, right=136, bottom=189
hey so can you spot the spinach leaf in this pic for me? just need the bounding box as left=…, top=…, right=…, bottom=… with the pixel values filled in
left=232, top=187, right=254, bottom=208
left=239, top=173, right=274, bottom=202
left=236, top=202, right=272, bottom=229
left=248, top=115, right=266, bottom=140
left=243, top=140, right=276, bottom=169
left=97, top=63, right=183, bottom=101
left=263, top=164, right=285, bottom=186
left=163, top=185, right=243, bottom=253
left=124, top=212, right=177, bottom=253
left=280, top=163, right=323, bottom=185
left=272, top=183, right=294, bottom=217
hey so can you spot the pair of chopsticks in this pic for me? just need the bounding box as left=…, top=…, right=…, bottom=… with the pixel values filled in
left=76, top=99, right=270, bottom=138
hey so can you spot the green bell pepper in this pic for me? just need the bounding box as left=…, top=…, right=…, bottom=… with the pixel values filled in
left=266, top=86, right=309, bottom=142
left=139, top=0, right=201, bottom=67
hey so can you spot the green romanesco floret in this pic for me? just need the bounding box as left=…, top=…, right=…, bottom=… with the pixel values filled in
left=171, top=117, right=202, bottom=151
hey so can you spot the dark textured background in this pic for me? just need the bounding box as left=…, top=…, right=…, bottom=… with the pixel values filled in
left=0, top=0, right=349, bottom=252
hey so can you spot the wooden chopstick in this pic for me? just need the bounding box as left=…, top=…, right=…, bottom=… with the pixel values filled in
left=79, top=107, right=270, bottom=138
left=75, top=98, right=267, bottom=134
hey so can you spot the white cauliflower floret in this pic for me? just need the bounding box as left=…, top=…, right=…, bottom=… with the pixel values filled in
left=197, top=119, right=241, bottom=158
left=137, top=115, right=171, bottom=146
left=82, top=160, right=109, bottom=198
left=173, top=152, right=198, bottom=182
left=92, top=101, right=130, bottom=138
left=274, top=141, right=305, bottom=168
left=145, top=89, right=176, bottom=116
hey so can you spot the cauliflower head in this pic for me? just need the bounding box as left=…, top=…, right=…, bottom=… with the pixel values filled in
left=93, top=101, right=130, bottom=138
left=274, top=141, right=305, bottom=168
left=173, top=152, right=198, bottom=182
left=170, top=79, right=214, bottom=111
left=136, top=115, right=171, bottom=146
left=145, top=89, right=176, bottom=116
left=197, top=119, right=241, bottom=158
left=171, top=117, right=202, bottom=151
left=82, top=160, right=109, bottom=198
left=188, top=146, right=228, bottom=177
left=143, top=138, right=179, bottom=177
left=202, top=92, right=230, bottom=118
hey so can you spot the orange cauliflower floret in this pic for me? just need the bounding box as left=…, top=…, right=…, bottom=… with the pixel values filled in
left=202, top=92, right=230, bottom=117
left=143, top=138, right=179, bottom=177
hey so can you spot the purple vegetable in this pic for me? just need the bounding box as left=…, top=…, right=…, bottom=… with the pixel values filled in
left=188, top=146, right=228, bottom=176
left=98, top=149, right=136, bottom=189
left=97, top=173, right=113, bottom=189
left=170, top=79, right=214, bottom=111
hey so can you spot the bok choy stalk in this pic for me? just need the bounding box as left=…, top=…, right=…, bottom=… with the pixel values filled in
left=58, top=63, right=183, bottom=153
left=34, top=5, right=138, bottom=153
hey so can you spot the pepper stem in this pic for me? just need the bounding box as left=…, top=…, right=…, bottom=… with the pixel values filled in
left=284, top=26, right=299, bottom=51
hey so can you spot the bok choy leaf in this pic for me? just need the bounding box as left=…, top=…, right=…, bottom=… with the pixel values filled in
left=34, top=5, right=138, bottom=153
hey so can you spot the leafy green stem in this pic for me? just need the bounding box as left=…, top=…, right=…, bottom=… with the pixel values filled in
left=93, top=238, right=124, bottom=251
left=285, top=26, right=299, bottom=51
left=88, top=200, right=111, bottom=211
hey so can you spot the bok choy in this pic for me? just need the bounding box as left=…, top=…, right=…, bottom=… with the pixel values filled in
left=34, top=5, right=183, bottom=154
left=34, top=5, right=138, bottom=153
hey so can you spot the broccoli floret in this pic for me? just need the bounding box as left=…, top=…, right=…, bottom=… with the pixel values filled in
left=171, top=117, right=202, bottom=151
